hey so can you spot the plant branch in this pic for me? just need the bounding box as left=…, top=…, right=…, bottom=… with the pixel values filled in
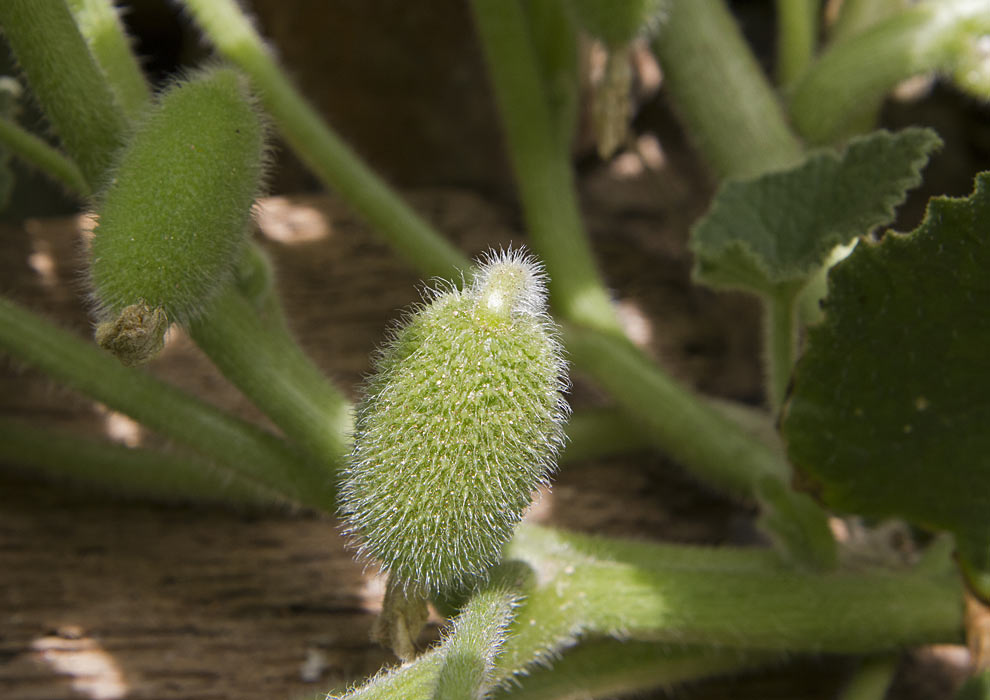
left=469, top=0, right=623, bottom=336
left=177, top=0, right=470, bottom=281
left=0, top=296, right=333, bottom=510
left=562, top=323, right=789, bottom=495
left=187, top=282, right=352, bottom=474
left=332, top=525, right=958, bottom=698
left=791, top=1, right=990, bottom=144
left=0, top=116, right=90, bottom=197
left=0, top=0, right=128, bottom=187
left=776, top=0, right=820, bottom=86
left=560, top=407, right=653, bottom=463
left=329, top=566, right=522, bottom=700
left=653, top=0, right=805, bottom=180
left=0, top=418, right=273, bottom=505
left=500, top=525, right=962, bottom=664
left=66, top=0, right=151, bottom=120
left=491, top=640, right=775, bottom=700
left=838, top=656, right=898, bottom=700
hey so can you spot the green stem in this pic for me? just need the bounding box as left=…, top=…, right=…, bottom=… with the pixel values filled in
left=829, top=0, right=908, bottom=44
left=0, top=418, right=272, bottom=505
left=653, top=0, right=805, bottom=180
left=331, top=566, right=521, bottom=700
left=560, top=406, right=653, bottom=463
left=0, top=0, right=128, bottom=187
left=66, top=0, right=151, bottom=121
left=0, top=116, right=89, bottom=197
left=776, top=0, right=820, bottom=86
left=187, top=283, right=352, bottom=474
left=765, top=284, right=802, bottom=412
left=491, top=640, right=775, bottom=700
left=839, top=656, right=898, bottom=700
left=0, top=296, right=333, bottom=510
left=501, top=525, right=963, bottom=663
left=561, top=400, right=783, bottom=465
left=562, top=323, right=789, bottom=495
left=521, top=0, right=580, bottom=158
left=178, top=0, right=470, bottom=281
left=432, top=577, right=518, bottom=700
left=469, top=0, right=623, bottom=336
left=334, top=526, right=957, bottom=698
left=790, top=2, right=990, bottom=144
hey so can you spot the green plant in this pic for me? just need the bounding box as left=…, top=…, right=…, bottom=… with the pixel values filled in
left=1, top=0, right=989, bottom=698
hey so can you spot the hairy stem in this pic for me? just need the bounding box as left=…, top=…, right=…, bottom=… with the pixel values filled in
left=66, top=0, right=150, bottom=120
left=491, top=640, right=775, bottom=700
left=501, top=525, right=962, bottom=666
left=562, top=323, right=789, bottom=495
left=187, top=282, right=352, bottom=475
left=0, top=116, right=89, bottom=197
left=333, top=526, right=958, bottom=698
left=178, top=0, right=470, bottom=281
left=653, top=0, right=805, bottom=179
left=0, top=0, right=127, bottom=187
left=330, top=567, right=522, bottom=700
left=0, top=296, right=333, bottom=509
left=776, top=0, right=820, bottom=86
left=469, top=0, right=623, bottom=336
left=432, top=579, right=517, bottom=700
left=791, top=1, right=990, bottom=144
left=0, top=418, right=272, bottom=504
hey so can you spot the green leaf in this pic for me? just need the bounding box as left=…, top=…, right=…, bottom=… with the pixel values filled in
left=690, top=128, right=942, bottom=296
left=782, top=172, right=990, bottom=594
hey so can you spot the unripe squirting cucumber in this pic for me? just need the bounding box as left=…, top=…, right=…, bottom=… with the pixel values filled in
left=89, top=66, right=266, bottom=362
left=341, top=250, right=568, bottom=595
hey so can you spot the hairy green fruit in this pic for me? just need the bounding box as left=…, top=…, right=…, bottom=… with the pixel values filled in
left=341, top=250, right=568, bottom=595
left=89, top=65, right=266, bottom=361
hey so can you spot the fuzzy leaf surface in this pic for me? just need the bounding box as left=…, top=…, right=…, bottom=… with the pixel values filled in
left=782, top=173, right=990, bottom=592
left=690, top=128, right=941, bottom=295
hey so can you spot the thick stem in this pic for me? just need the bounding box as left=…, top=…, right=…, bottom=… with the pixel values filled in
left=776, top=0, right=820, bottom=86
left=66, top=0, right=151, bottom=120
left=0, top=116, right=89, bottom=197
left=764, top=283, right=802, bottom=412
left=0, top=418, right=272, bottom=505
left=501, top=525, right=963, bottom=665
left=178, top=0, right=470, bottom=281
left=469, top=0, right=623, bottom=336
left=491, top=640, right=775, bottom=700
left=0, top=0, right=128, bottom=187
left=653, top=0, right=805, bottom=180
left=562, top=322, right=789, bottom=495
left=334, top=526, right=959, bottom=699
left=187, top=284, right=352, bottom=472
left=0, top=296, right=333, bottom=510
left=791, top=2, right=990, bottom=144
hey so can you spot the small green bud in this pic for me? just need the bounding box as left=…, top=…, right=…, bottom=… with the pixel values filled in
left=89, top=66, right=267, bottom=338
left=341, top=250, right=568, bottom=595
